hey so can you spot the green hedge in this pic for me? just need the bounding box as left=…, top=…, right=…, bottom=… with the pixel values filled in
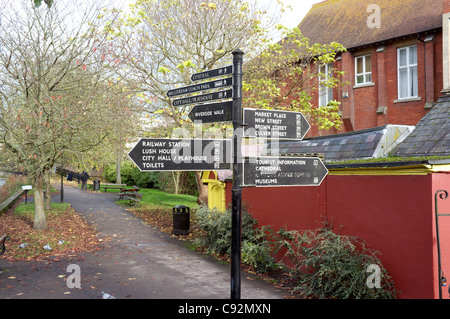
left=103, top=161, right=198, bottom=195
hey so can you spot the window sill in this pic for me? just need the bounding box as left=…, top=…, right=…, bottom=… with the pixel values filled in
left=353, top=82, right=375, bottom=89
left=393, top=97, right=421, bottom=103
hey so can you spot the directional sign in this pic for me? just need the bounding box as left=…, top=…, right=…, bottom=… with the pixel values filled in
left=172, top=89, right=232, bottom=107
left=191, top=65, right=233, bottom=82
left=167, top=77, right=232, bottom=98
left=188, top=101, right=233, bottom=124
left=128, top=138, right=232, bottom=171
left=243, top=109, right=310, bottom=140
left=242, top=156, right=328, bottom=187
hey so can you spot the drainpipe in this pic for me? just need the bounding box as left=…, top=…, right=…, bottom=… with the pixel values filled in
left=417, top=34, right=427, bottom=103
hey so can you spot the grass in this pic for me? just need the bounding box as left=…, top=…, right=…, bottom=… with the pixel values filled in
left=115, top=188, right=199, bottom=236
left=115, top=187, right=199, bottom=209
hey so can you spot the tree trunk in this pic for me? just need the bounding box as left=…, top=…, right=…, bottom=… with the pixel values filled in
left=172, top=171, right=181, bottom=194
left=44, top=170, right=51, bottom=210
left=33, top=175, right=47, bottom=230
left=195, top=171, right=208, bottom=205
left=116, top=149, right=122, bottom=184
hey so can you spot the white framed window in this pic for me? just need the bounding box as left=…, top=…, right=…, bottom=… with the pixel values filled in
left=319, top=63, right=333, bottom=107
left=397, top=45, right=418, bottom=99
left=355, top=55, right=372, bottom=85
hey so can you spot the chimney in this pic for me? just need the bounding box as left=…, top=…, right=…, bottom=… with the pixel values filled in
left=443, top=0, right=450, bottom=94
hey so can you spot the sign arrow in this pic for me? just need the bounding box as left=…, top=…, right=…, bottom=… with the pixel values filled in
left=243, top=109, right=310, bottom=140
left=188, top=101, right=233, bottom=124
left=167, top=77, right=232, bottom=98
left=172, top=89, right=232, bottom=107
left=128, top=138, right=232, bottom=171
left=243, top=156, right=328, bottom=187
left=191, top=65, right=233, bottom=82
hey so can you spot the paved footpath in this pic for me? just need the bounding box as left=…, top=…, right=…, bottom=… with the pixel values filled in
left=0, top=185, right=287, bottom=299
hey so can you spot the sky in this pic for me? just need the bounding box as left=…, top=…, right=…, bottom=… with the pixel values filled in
left=113, top=0, right=324, bottom=30
left=277, top=0, right=324, bottom=29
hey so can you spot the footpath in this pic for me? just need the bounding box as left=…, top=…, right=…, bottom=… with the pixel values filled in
left=0, top=185, right=286, bottom=299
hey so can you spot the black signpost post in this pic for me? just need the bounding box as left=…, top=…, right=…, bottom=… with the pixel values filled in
left=230, top=49, right=244, bottom=300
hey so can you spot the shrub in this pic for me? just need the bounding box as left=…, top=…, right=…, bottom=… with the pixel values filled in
left=193, top=205, right=279, bottom=273
left=103, top=164, right=117, bottom=183
left=131, top=167, right=158, bottom=188
left=0, top=174, right=28, bottom=203
left=276, top=222, right=398, bottom=299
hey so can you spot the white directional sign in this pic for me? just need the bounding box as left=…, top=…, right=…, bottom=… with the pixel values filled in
left=243, top=109, right=310, bottom=140
left=167, top=77, right=232, bottom=98
left=128, top=138, right=232, bottom=171
left=243, top=156, right=328, bottom=187
left=191, top=65, right=233, bottom=82
left=188, top=101, right=233, bottom=123
left=172, top=89, right=232, bottom=107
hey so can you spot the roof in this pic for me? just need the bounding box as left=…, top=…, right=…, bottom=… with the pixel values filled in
left=391, top=95, right=450, bottom=157
left=274, top=125, right=414, bottom=162
left=298, top=0, right=443, bottom=50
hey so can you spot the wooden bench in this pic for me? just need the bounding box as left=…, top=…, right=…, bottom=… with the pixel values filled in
left=0, top=234, right=10, bottom=257
left=124, top=195, right=141, bottom=206
left=100, top=183, right=127, bottom=192
left=116, top=186, right=140, bottom=200
left=117, top=187, right=142, bottom=206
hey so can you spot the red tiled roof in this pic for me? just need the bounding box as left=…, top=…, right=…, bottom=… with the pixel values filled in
left=298, top=0, right=443, bottom=49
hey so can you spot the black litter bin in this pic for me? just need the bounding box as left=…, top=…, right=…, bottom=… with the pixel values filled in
left=173, top=205, right=190, bottom=235
left=93, top=179, right=100, bottom=191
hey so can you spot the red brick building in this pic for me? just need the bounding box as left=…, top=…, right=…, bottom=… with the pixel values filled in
left=299, top=0, right=445, bottom=136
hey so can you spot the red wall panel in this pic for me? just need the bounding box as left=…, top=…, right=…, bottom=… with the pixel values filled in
left=225, top=173, right=446, bottom=298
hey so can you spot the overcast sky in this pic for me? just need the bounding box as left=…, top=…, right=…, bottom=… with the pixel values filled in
left=113, top=0, right=324, bottom=29
left=278, top=0, right=323, bottom=28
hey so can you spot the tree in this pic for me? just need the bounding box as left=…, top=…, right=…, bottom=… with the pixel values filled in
left=109, top=0, right=345, bottom=203
left=34, top=0, right=53, bottom=8
left=0, top=0, right=125, bottom=229
left=243, top=26, right=346, bottom=131
left=108, top=0, right=284, bottom=204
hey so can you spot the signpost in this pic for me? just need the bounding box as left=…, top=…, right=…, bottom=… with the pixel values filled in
left=128, top=138, right=232, bottom=171
left=243, top=108, right=310, bottom=140
left=191, top=65, right=233, bottom=82
left=22, top=185, right=32, bottom=204
left=167, top=77, right=232, bottom=98
left=172, top=89, right=232, bottom=107
left=129, top=50, right=328, bottom=300
left=243, top=156, right=328, bottom=187
left=188, top=101, right=232, bottom=123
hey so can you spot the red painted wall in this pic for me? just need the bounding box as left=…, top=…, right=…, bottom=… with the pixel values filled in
left=225, top=173, right=450, bottom=299
left=432, top=173, right=450, bottom=299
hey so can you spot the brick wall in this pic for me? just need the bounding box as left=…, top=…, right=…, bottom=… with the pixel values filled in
left=444, top=0, right=450, bottom=13
left=308, top=31, right=444, bottom=136
left=244, top=31, right=444, bottom=138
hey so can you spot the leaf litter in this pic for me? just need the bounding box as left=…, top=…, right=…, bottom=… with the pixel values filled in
left=0, top=201, right=103, bottom=261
